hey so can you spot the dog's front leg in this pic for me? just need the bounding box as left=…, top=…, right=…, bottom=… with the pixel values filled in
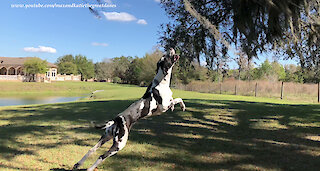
left=73, top=135, right=110, bottom=170
left=86, top=145, right=118, bottom=171
left=172, top=98, right=186, bottom=111
left=87, top=135, right=128, bottom=171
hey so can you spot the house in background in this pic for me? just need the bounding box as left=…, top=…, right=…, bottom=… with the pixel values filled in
left=0, top=57, right=80, bottom=82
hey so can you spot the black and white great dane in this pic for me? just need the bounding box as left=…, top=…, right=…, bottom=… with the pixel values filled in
left=73, top=48, right=186, bottom=171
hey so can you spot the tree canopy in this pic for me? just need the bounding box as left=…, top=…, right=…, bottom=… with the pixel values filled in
left=24, top=58, right=48, bottom=75
left=74, top=55, right=95, bottom=81
left=159, top=0, right=319, bottom=79
left=58, top=62, right=77, bottom=75
left=88, top=0, right=319, bottom=83
left=56, top=54, right=94, bottom=81
left=95, top=61, right=114, bottom=82
left=24, top=57, right=48, bottom=82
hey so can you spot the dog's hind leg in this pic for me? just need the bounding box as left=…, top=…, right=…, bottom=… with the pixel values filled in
left=73, top=135, right=111, bottom=170
left=87, top=134, right=128, bottom=171
left=172, top=98, right=186, bottom=111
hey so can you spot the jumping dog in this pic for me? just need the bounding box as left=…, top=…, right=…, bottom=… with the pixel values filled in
left=72, top=48, right=186, bottom=171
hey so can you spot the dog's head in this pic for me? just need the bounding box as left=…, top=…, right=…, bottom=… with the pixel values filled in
left=156, top=48, right=180, bottom=76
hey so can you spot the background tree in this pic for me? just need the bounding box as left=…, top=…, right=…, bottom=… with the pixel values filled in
left=284, top=64, right=304, bottom=83
left=124, top=49, right=163, bottom=85
left=249, top=60, right=286, bottom=81
left=56, top=54, right=77, bottom=75
left=56, top=54, right=95, bottom=81
left=271, top=61, right=286, bottom=81
left=95, top=60, right=114, bottom=82
left=58, top=62, right=77, bottom=75
left=74, top=55, right=95, bottom=81
left=137, top=49, right=163, bottom=85
left=24, top=58, right=48, bottom=82
left=112, top=56, right=132, bottom=83
left=126, top=58, right=142, bottom=85
left=56, top=54, right=74, bottom=64
left=258, top=60, right=273, bottom=80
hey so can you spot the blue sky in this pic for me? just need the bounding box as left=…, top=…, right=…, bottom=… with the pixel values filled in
left=0, top=0, right=298, bottom=67
left=0, top=0, right=167, bottom=63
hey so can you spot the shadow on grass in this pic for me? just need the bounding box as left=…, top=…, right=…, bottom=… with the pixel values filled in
left=50, top=169, right=86, bottom=171
left=0, top=99, right=319, bottom=170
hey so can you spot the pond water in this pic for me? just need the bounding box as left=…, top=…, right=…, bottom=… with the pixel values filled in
left=0, top=96, right=82, bottom=107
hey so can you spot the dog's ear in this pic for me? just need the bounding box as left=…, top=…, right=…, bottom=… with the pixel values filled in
left=161, top=57, right=173, bottom=75
left=156, top=61, right=162, bottom=72
left=157, top=60, right=168, bottom=76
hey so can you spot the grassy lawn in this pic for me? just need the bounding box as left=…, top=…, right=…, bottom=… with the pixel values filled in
left=0, top=83, right=319, bottom=170
left=0, top=82, right=138, bottom=97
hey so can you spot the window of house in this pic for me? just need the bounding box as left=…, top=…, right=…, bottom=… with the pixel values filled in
left=51, top=69, right=56, bottom=77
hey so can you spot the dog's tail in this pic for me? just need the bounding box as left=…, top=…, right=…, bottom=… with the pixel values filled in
left=94, top=122, right=107, bottom=129
left=92, top=120, right=115, bottom=130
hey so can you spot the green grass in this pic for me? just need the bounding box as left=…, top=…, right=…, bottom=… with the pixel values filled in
left=0, top=82, right=138, bottom=97
left=0, top=83, right=319, bottom=170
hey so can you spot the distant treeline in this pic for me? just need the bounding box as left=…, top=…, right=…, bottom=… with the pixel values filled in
left=55, top=49, right=319, bottom=84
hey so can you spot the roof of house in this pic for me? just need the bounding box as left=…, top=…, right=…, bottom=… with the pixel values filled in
left=0, top=57, right=57, bottom=68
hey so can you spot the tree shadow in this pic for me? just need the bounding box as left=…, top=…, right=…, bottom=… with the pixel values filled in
left=0, top=98, right=319, bottom=170
left=50, top=169, right=86, bottom=171
left=125, top=99, right=320, bottom=170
